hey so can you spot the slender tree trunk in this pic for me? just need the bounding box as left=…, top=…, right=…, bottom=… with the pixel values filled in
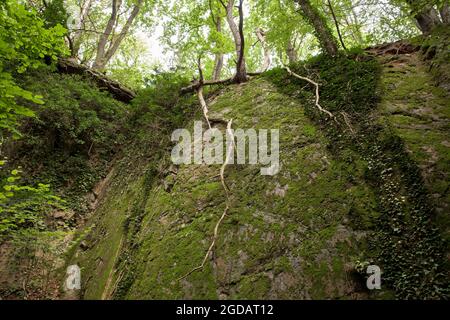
left=295, top=0, right=338, bottom=56
left=235, top=0, right=247, bottom=82
left=103, top=1, right=142, bottom=63
left=255, top=28, right=271, bottom=72
left=440, top=2, right=450, bottom=24
left=286, top=38, right=298, bottom=64
left=93, top=0, right=121, bottom=70
left=212, top=17, right=224, bottom=80
left=212, top=54, right=224, bottom=81
left=223, top=0, right=247, bottom=82
left=71, top=0, right=93, bottom=59
left=406, top=0, right=442, bottom=34
left=93, top=0, right=143, bottom=70
left=326, top=0, right=346, bottom=51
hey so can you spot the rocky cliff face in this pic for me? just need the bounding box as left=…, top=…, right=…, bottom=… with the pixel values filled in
left=68, top=40, right=449, bottom=299
left=2, top=32, right=447, bottom=300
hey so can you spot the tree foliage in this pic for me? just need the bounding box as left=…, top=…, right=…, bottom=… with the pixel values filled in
left=0, top=0, right=67, bottom=138
left=0, top=160, right=64, bottom=240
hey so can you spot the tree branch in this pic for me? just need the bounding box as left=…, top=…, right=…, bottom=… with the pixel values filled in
left=180, top=78, right=233, bottom=94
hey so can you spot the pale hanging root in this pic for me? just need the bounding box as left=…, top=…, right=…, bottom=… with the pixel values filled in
left=220, top=120, right=234, bottom=194
left=178, top=120, right=235, bottom=281
left=178, top=204, right=230, bottom=280
left=195, top=56, right=212, bottom=129
left=283, top=66, right=334, bottom=119
left=284, top=66, right=359, bottom=134
left=196, top=86, right=212, bottom=130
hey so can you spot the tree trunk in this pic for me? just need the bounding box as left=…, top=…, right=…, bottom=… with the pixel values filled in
left=406, top=0, right=442, bottom=34
left=295, top=0, right=338, bottom=56
left=255, top=28, right=271, bottom=72
left=212, top=17, right=224, bottom=80
left=286, top=37, right=298, bottom=64
left=349, top=6, right=364, bottom=44
left=414, top=8, right=441, bottom=34
left=440, top=2, right=450, bottom=24
left=212, top=54, right=224, bottom=81
left=93, top=0, right=121, bottom=70
left=71, top=0, right=93, bottom=59
left=326, top=0, right=346, bottom=51
left=224, top=0, right=247, bottom=82
left=93, top=0, right=143, bottom=70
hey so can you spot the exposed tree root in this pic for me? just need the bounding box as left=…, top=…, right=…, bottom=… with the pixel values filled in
left=247, top=71, right=262, bottom=77
left=220, top=120, right=234, bottom=194
left=284, top=66, right=360, bottom=135
left=365, top=40, right=420, bottom=56
left=197, top=86, right=212, bottom=130
left=178, top=119, right=235, bottom=281
left=180, top=72, right=265, bottom=94
left=283, top=66, right=334, bottom=119
left=178, top=200, right=231, bottom=280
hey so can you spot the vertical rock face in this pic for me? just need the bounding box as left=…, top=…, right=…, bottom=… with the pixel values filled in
left=378, top=51, right=450, bottom=243
left=74, top=78, right=377, bottom=299
left=68, top=35, right=449, bottom=300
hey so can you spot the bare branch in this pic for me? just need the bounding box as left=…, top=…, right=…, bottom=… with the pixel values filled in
left=180, top=78, right=233, bottom=94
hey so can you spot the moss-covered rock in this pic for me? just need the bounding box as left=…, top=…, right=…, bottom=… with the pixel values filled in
left=377, top=51, right=450, bottom=243
left=73, top=77, right=378, bottom=299
left=70, top=44, right=448, bottom=300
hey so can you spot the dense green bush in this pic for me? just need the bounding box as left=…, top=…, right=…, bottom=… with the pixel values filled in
left=19, top=70, right=129, bottom=156
left=8, top=69, right=131, bottom=212
left=133, top=72, right=191, bottom=108
left=0, top=0, right=68, bottom=242
left=129, top=71, right=192, bottom=130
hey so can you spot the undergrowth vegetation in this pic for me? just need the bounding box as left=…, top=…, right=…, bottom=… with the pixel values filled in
left=0, top=160, right=64, bottom=239
left=1, top=65, right=195, bottom=298
left=6, top=68, right=131, bottom=214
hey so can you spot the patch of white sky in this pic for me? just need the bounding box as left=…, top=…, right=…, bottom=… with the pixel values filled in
left=135, top=25, right=168, bottom=67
